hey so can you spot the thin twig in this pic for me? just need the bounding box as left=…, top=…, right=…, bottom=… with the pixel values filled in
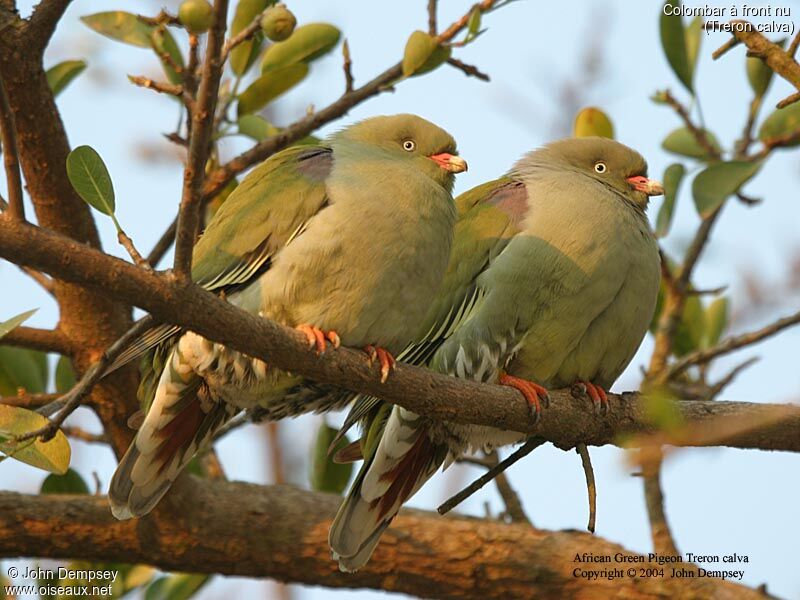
left=576, top=443, right=596, bottom=533
left=707, top=357, right=759, bottom=400
left=662, top=90, right=721, bottom=161
left=788, top=30, right=800, bottom=59
left=222, top=7, right=269, bottom=59
left=173, top=0, right=229, bottom=280
left=62, top=426, right=108, bottom=445
left=17, top=266, right=55, bottom=296
left=147, top=219, right=177, bottom=267
left=447, top=57, right=490, bottom=81
left=438, top=437, right=544, bottom=515
left=1, top=326, right=71, bottom=355
left=117, top=229, right=152, bottom=270
left=641, top=449, right=679, bottom=556
left=0, top=76, right=24, bottom=220
left=10, top=318, right=156, bottom=443
left=0, top=392, right=60, bottom=409
left=711, top=36, right=740, bottom=60
left=776, top=91, right=800, bottom=109
left=483, top=451, right=530, bottom=525
left=128, top=75, right=184, bottom=98
left=427, top=0, right=438, bottom=34
left=668, top=308, right=800, bottom=379
left=342, top=39, right=354, bottom=93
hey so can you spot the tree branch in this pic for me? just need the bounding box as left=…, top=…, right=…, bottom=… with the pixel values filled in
left=25, top=0, right=72, bottom=49
left=0, top=325, right=70, bottom=354
left=0, top=483, right=765, bottom=599
left=0, top=75, right=24, bottom=220
left=2, top=218, right=800, bottom=453
left=173, top=0, right=229, bottom=279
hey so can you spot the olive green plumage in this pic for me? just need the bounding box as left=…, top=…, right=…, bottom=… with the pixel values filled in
left=108, top=114, right=465, bottom=520
left=330, top=137, right=662, bottom=571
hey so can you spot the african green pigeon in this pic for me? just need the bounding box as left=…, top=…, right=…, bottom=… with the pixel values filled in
left=107, top=114, right=467, bottom=520
left=329, top=137, right=663, bottom=571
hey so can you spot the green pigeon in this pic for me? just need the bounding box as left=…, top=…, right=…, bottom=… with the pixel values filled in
left=107, top=114, right=467, bottom=520
left=328, top=137, right=663, bottom=571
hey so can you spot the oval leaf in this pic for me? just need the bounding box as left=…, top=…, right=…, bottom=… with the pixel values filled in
left=310, top=422, right=353, bottom=495
left=0, top=347, right=48, bottom=396
left=0, top=405, right=71, bottom=474
left=758, top=101, right=800, bottom=147
left=46, top=60, right=88, bottom=97
left=692, top=160, right=762, bottom=218
left=230, top=0, right=268, bottom=75
left=55, top=356, right=77, bottom=394
left=660, top=0, right=693, bottom=92
left=655, top=163, right=685, bottom=238
left=704, top=296, right=729, bottom=347
left=261, top=23, right=341, bottom=72
left=402, top=30, right=451, bottom=77
left=151, top=26, right=185, bottom=85
left=747, top=38, right=784, bottom=97
left=238, top=63, right=309, bottom=115
left=237, top=114, right=281, bottom=140
left=674, top=294, right=705, bottom=356
left=662, top=127, right=721, bottom=159
left=684, top=15, right=702, bottom=81
left=573, top=107, right=614, bottom=139
left=81, top=12, right=154, bottom=48
left=41, top=468, right=90, bottom=494
left=0, top=309, right=37, bottom=340
left=66, top=145, right=116, bottom=216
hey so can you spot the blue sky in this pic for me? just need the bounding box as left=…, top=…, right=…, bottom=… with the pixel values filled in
left=2, top=0, right=799, bottom=598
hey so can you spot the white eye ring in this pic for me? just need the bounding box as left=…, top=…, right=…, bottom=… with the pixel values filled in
left=594, top=162, right=607, bottom=174
left=403, top=140, right=416, bottom=152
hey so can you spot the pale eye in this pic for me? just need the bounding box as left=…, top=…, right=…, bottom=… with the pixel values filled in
left=402, top=140, right=416, bottom=152
left=594, top=162, right=607, bottom=174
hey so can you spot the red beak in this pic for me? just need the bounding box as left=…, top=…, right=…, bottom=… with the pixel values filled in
left=430, top=153, right=468, bottom=173
left=626, top=175, right=664, bottom=196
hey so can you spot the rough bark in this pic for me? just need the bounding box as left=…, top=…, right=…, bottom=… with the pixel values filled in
left=0, top=482, right=765, bottom=600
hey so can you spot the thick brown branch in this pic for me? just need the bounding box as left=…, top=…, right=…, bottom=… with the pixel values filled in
left=1, top=325, right=70, bottom=354
left=25, top=0, right=72, bottom=49
left=2, top=218, right=800, bottom=453
left=729, top=22, right=800, bottom=99
left=173, top=0, right=228, bottom=279
left=0, top=483, right=763, bottom=599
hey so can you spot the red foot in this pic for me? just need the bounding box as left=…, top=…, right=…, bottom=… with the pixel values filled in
left=498, top=372, right=550, bottom=423
left=573, top=380, right=609, bottom=413
left=364, top=345, right=396, bottom=383
left=296, top=324, right=340, bottom=355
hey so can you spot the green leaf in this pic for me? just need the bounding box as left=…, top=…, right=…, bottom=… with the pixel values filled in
left=55, top=356, right=77, bottom=394
left=643, top=388, right=683, bottom=433
left=655, top=163, right=685, bottom=238
left=684, top=15, right=702, bottom=81
left=660, top=0, right=693, bottom=92
left=704, top=296, right=729, bottom=347
left=41, top=468, right=90, bottom=494
left=573, top=107, right=614, bottom=139
left=230, top=0, right=269, bottom=75
left=237, top=63, right=309, bottom=115
left=144, top=574, right=210, bottom=600
left=0, top=405, right=71, bottom=474
left=674, top=295, right=705, bottom=356
left=46, top=60, right=88, bottom=97
left=66, top=145, right=116, bottom=216
left=81, top=12, right=154, bottom=47
left=261, top=23, right=341, bottom=72
left=662, top=127, right=721, bottom=159
left=237, top=114, right=281, bottom=140
left=151, top=26, right=185, bottom=85
left=692, top=160, right=762, bottom=218
left=310, top=422, right=353, bottom=495
left=402, top=30, right=451, bottom=77
left=0, top=347, right=48, bottom=396
left=467, top=7, right=482, bottom=37
left=0, top=309, right=37, bottom=340
left=758, top=101, right=800, bottom=147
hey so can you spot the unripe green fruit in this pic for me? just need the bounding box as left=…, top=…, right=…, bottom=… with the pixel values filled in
left=178, top=0, right=214, bottom=34
left=260, top=3, right=297, bottom=42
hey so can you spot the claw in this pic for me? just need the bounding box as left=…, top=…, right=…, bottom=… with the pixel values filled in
left=363, top=345, right=396, bottom=383
left=498, top=372, right=550, bottom=424
left=296, top=324, right=339, bottom=355
left=572, top=380, right=609, bottom=414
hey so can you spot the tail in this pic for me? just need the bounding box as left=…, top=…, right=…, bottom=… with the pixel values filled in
left=329, top=406, right=448, bottom=572
left=108, top=342, right=234, bottom=520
